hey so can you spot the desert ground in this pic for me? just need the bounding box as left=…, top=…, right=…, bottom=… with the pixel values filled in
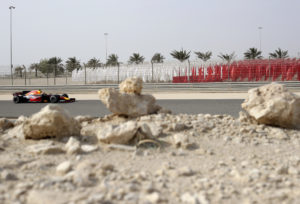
left=1, top=80, right=300, bottom=204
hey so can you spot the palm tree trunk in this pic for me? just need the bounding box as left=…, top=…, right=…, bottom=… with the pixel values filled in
left=54, top=64, right=56, bottom=85
left=47, top=66, right=49, bottom=86
left=29, top=69, right=31, bottom=85
left=227, top=62, right=230, bottom=81
left=188, top=60, right=190, bottom=82
left=65, top=69, right=68, bottom=85
left=23, top=65, right=26, bottom=86
left=35, top=68, right=37, bottom=77
left=117, top=64, right=120, bottom=84
left=84, top=65, right=87, bottom=85
left=151, top=62, right=154, bottom=82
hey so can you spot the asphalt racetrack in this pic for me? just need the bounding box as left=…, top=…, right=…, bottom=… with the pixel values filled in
left=0, top=99, right=243, bottom=118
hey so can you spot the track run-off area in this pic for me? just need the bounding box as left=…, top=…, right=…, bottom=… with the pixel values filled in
left=1, top=81, right=300, bottom=118
left=0, top=99, right=243, bottom=118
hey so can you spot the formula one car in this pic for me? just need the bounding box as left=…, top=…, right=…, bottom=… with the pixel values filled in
left=13, top=90, right=75, bottom=103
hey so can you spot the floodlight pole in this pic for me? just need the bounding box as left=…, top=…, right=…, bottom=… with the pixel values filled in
left=9, top=6, right=15, bottom=86
left=104, top=33, right=108, bottom=62
left=258, top=27, right=263, bottom=51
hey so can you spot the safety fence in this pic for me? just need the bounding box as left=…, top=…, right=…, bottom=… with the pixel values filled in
left=1, top=59, right=300, bottom=85
left=173, top=59, right=300, bottom=83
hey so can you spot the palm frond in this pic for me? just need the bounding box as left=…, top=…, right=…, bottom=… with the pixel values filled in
left=170, top=49, right=190, bottom=62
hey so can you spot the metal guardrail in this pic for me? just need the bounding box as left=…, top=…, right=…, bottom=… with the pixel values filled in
left=0, top=81, right=300, bottom=92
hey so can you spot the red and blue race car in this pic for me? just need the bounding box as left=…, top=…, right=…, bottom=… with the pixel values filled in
left=13, top=90, right=75, bottom=103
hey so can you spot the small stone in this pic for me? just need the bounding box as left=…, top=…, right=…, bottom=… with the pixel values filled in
left=56, top=161, right=72, bottom=175
left=177, top=167, right=195, bottom=177
left=1, top=170, right=18, bottom=180
left=195, top=148, right=206, bottom=155
left=26, top=190, right=70, bottom=204
left=241, top=161, right=249, bottom=168
left=138, top=123, right=154, bottom=138
left=269, top=128, right=289, bottom=140
left=81, top=145, right=98, bottom=153
left=276, top=165, right=288, bottom=175
left=170, top=123, right=187, bottom=131
left=138, top=122, right=162, bottom=138
left=181, top=192, right=199, bottom=204
left=288, top=167, right=299, bottom=175
left=123, top=192, right=139, bottom=202
left=173, top=133, right=190, bottom=148
left=108, top=144, right=136, bottom=152
left=145, top=192, right=161, bottom=204
left=26, top=142, right=64, bottom=155
left=101, top=164, right=114, bottom=172
left=65, top=137, right=81, bottom=154
left=97, top=121, right=138, bottom=144
left=218, top=161, right=227, bottom=167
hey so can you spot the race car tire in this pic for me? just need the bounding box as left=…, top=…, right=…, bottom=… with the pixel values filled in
left=13, top=96, right=21, bottom=103
left=50, top=95, right=59, bottom=103
left=41, top=94, right=48, bottom=103
left=62, top=93, right=69, bottom=98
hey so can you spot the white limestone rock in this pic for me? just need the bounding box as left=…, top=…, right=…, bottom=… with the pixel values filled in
left=56, top=161, right=72, bottom=175
left=173, top=133, right=194, bottom=149
left=81, top=144, right=98, bottom=153
left=137, top=122, right=162, bottom=138
left=65, top=137, right=81, bottom=154
left=22, top=105, right=81, bottom=139
left=98, top=88, right=161, bottom=117
left=119, top=77, right=143, bottom=95
left=241, top=83, right=300, bottom=128
left=97, top=121, right=138, bottom=144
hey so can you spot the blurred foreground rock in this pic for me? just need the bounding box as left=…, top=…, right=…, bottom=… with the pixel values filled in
left=242, top=83, right=300, bottom=129
left=0, top=118, right=14, bottom=132
left=8, top=105, right=81, bottom=139
left=2, top=83, right=300, bottom=203
left=98, top=77, right=169, bottom=117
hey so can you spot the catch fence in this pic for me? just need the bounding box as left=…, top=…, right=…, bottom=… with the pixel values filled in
left=173, top=59, right=300, bottom=83
left=1, top=59, right=300, bottom=86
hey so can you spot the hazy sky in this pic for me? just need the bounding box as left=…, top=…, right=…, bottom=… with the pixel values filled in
left=0, top=0, right=300, bottom=68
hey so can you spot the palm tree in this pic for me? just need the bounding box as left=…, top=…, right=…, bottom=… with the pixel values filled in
left=170, top=49, right=190, bottom=62
left=14, top=66, right=23, bottom=78
left=151, top=53, right=165, bottom=63
left=150, top=53, right=165, bottom=82
left=269, top=48, right=289, bottom=59
left=170, top=49, right=191, bottom=81
left=86, top=58, right=102, bottom=69
left=29, top=63, right=40, bottom=77
left=194, top=51, right=212, bottom=62
left=218, top=52, right=236, bottom=63
left=65, top=57, right=82, bottom=72
left=48, top=57, right=64, bottom=76
left=128, top=53, right=145, bottom=64
left=244, top=47, right=262, bottom=59
left=106, top=54, right=120, bottom=66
